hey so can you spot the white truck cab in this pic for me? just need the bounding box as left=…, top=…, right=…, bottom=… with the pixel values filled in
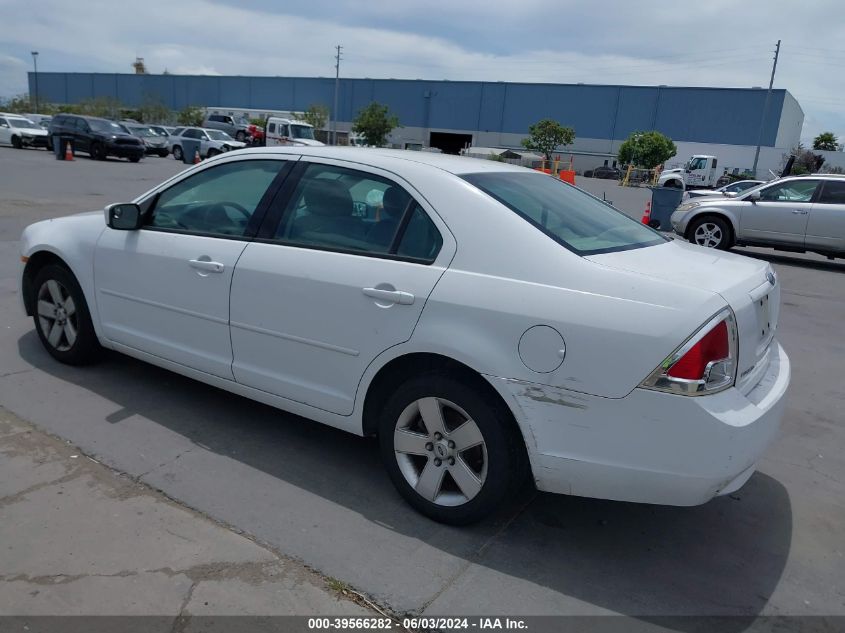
left=659, top=155, right=719, bottom=190
left=264, top=117, right=324, bottom=147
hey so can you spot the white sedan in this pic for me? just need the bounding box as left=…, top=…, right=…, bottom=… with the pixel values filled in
left=19, top=147, right=790, bottom=524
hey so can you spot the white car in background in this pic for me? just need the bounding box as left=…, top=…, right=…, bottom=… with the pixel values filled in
left=683, top=179, right=765, bottom=200
left=0, top=113, right=50, bottom=149
left=168, top=127, right=246, bottom=161
left=19, top=148, right=789, bottom=524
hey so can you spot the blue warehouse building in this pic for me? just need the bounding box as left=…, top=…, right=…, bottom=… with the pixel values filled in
left=29, top=72, right=803, bottom=175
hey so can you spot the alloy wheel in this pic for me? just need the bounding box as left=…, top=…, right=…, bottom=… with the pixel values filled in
left=393, top=397, right=488, bottom=507
left=693, top=222, right=723, bottom=248
left=36, top=279, right=79, bottom=352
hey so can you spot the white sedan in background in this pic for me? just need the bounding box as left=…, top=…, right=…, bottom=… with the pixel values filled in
left=19, top=148, right=789, bottom=524
left=0, top=114, right=50, bottom=149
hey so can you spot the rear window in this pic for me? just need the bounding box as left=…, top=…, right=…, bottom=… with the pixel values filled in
left=463, top=172, right=666, bottom=255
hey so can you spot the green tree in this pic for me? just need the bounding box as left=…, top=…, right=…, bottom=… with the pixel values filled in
left=812, top=131, right=838, bottom=151
left=352, top=102, right=399, bottom=147
left=521, top=119, right=575, bottom=161
left=617, top=131, right=677, bottom=169
left=299, top=103, right=329, bottom=131
left=74, top=96, right=124, bottom=119
left=177, top=105, right=205, bottom=126
left=138, top=96, right=171, bottom=124
left=0, top=93, right=35, bottom=113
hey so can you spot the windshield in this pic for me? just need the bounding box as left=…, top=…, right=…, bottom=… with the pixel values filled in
left=463, top=172, right=667, bottom=255
left=89, top=119, right=126, bottom=133
left=291, top=125, right=315, bottom=140
left=130, top=127, right=156, bottom=137
left=206, top=130, right=233, bottom=141
left=9, top=118, right=40, bottom=130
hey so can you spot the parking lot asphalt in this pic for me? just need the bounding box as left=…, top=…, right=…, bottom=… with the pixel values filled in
left=1, top=148, right=844, bottom=625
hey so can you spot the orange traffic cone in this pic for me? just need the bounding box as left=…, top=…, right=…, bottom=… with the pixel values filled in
left=641, top=200, right=651, bottom=225
left=64, top=141, right=74, bottom=161
left=193, top=150, right=201, bottom=164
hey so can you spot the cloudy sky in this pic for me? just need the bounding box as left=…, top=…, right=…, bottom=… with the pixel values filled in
left=1, top=0, right=843, bottom=144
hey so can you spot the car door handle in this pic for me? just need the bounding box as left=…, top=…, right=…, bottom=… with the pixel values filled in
left=188, top=259, right=225, bottom=273
left=362, top=287, right=415, bottom=305
left=791, top=209, right=809, bottom=215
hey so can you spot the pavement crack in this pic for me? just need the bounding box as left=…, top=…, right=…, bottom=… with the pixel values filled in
left=136, top=448, right=194, bottom=479
left=1, top=570, right=138, bottom=586
left=0, top=369, right=33, bottom=379
left=0, top=470, right=87, bottom=510
left=170, top=579, right=199, bottom=633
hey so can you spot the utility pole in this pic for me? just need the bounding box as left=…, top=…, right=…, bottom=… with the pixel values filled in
left=332, top=45, right=343, bottom=145
left=752, top=39, right=780, bottom=177
left=31, top=51, right=39, bottom=113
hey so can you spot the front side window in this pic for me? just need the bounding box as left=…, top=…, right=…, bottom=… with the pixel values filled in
left=148, top=160, right=285, bottom=237
left=759, top=180, right=819, bottom=202
left=817, top=180, right=845, bottom=204
left=464, top=172, right=666, bottom=255
left=291, top=125, right=315, bottom=140
left=687, top=157, right=707, bottom=170
left=274, top=163, right=441, bottom=261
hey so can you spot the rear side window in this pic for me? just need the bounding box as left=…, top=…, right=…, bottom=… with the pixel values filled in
left=272, top=163, right=441, bottom=262
left=817, top=180, right=845, bottom=204
left=463, top=172, right=666, bottom=255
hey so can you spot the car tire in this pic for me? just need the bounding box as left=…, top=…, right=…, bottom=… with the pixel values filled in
left=172, top=146, right=183, bottom=161
left=31, top=264, right=101, bottom=365
left=129, top=156, right=141, bottom=163
left=91, top=143, right=106, bottom=161
left=158, top=150, right=169, bottom=158
left=235, top=131, right=245, bottom=142
left=688, top=216, right=733, bottom=250
left=378, top=371, right=527, bottom=525
left=11, top=135, right=22, bottom=149
left=207, top=148, right=219, bottom=157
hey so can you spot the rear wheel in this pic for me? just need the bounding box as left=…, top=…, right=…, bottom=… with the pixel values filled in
left=378, top=371, right=527, bottom=525
left=689, top=216, right=732, bottom=250
left=31, top=264, right=101, bottom=365
left=172, top=145, right=183, bottom=161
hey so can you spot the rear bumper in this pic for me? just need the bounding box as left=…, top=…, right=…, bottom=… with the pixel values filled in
left=490, top=342, right=790, bottom=506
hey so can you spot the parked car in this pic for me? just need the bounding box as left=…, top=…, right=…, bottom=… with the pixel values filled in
left=19, top=148, right=789, bottom=524
left=684, top=179, right=764, bottom=200
left=168, top=127, right=247, bottom=161
left=583, top=165, right=621, bottom=179
left=24, top=113, right=52, bottom=129
left=47, top=114, right=145, bottom=162
left=203, top=114, right=252, bottom=142
left=147, top=125, right=172, bottom=138
left=126, top=125, right=169, bottom=157
left=672, top=174, right=845, bottom=257
left=0, top=113, right=50, bottom=149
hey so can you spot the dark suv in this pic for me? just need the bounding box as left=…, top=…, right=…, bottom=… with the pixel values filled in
left=48, top=114, right=145, bottom=162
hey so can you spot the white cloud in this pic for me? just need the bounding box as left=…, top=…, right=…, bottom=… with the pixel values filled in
left=0, top=0, right=843, bottom=143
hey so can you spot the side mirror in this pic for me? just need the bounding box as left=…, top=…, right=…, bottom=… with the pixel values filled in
left=105, top=203, right=143, bottom=230
left=748, top=190, right=762, bottom=202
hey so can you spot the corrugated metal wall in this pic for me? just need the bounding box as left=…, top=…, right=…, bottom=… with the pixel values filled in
left=28, top=73, right=792, bottom=147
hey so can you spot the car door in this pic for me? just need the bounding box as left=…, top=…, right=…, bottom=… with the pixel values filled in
left=738, top=179, right=820, bottom=246
left=229, top=158, right=455, bottom=415
left=73, top=118, right=92, bottom=154
left=806, top=179, right=845, bottom=253
left=94, top=156, right=293, bottom=378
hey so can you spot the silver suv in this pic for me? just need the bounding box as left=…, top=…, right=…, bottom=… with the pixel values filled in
left=203, top=114, right=251, bottom=142
left=671, top=175, right=845, bottom=259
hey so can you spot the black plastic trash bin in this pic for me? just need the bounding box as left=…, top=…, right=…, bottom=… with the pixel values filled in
left=53, top=134, right=74, bottom=160
left=180, top=139, right=201, bottom=165
left=648, top=186, right=684, bottom=231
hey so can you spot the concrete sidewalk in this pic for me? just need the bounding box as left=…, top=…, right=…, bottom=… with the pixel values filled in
left=0, top=408, right=371, bottom=619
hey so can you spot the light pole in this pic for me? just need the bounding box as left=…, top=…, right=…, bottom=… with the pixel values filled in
left=31, top=51, right=39, bottom=113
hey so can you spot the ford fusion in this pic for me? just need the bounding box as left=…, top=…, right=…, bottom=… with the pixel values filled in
left=19, top=147, right=790, bottom=524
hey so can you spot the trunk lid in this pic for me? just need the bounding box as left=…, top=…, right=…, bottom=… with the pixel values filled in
left=586, top=240, right=779, bottom=395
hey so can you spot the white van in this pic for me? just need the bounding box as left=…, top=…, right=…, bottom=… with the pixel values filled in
left=264, top=117, right=324, bottom=147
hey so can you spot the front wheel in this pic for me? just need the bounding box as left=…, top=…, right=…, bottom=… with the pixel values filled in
left=90, top=143, right=106, bottom=160
left=31, top=264, right=101, bottom=365
left=11, top=136, right=22, bottom=149
left=206, top=148, right=219, bottom=157
left=129, top=155, right=141, bottom=163
left=378, top=372, right=527, bottom=525
left=689, top=216, right=732, bottom=250
left=235, top=131, right=246, bottom=142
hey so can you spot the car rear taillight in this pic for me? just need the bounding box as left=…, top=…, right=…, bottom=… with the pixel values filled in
left=640, top=309, right=737, bottom=396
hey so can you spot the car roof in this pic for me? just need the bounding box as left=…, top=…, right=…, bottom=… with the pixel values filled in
left=234, top=146, right=528, bottom=175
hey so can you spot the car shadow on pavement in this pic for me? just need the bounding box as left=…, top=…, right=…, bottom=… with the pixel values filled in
left=17, top=332, right=792, bottom=630
left=730, top=249, right=845, bottom=274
